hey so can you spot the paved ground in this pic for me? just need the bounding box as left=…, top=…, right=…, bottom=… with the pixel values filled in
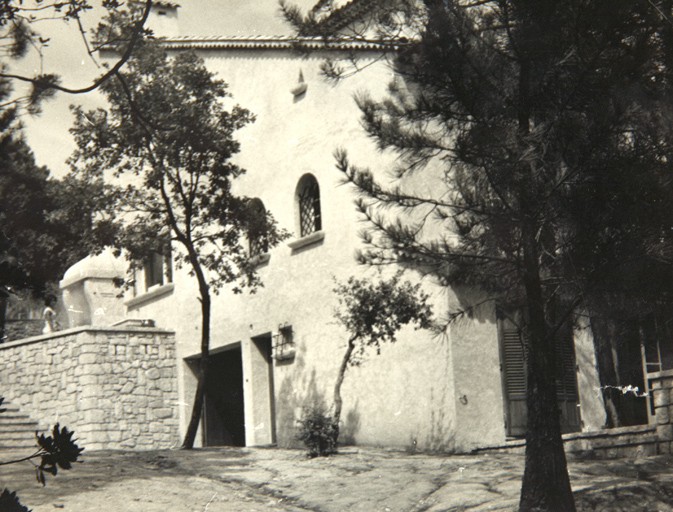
left=2, top=446, right=673, bottom=511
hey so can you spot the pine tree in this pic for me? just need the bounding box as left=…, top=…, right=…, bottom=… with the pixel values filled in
left=284, top=1, right=673, bottom=510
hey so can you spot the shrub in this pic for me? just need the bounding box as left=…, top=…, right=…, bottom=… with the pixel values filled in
left=296, top=406, right=338, bottom=457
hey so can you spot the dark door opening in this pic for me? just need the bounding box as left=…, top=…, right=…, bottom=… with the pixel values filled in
left=203, top=347, right=245, bottom=446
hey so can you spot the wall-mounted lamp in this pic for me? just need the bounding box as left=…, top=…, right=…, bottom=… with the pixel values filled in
left=273, top=323, right=296, bottom=361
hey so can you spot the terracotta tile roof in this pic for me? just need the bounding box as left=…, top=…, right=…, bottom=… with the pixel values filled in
left=130, top=0, right=180, bottom=8
left=152, top=1, right=180, bottom=8
left=159, top=34, right=400, bottom=52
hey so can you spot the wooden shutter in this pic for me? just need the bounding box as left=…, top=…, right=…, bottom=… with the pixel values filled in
left=555, top=324, right=581, bottom=433
left=499, top=317, right=581, bottom=437
left=500, top=319, right=527, bottom=437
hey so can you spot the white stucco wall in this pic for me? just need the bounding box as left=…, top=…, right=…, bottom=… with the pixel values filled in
left=575, top=317, right=607, bottom=431
left=117, top=41, right=608, bottom=452
left=118, top=46, right=474, bottom=450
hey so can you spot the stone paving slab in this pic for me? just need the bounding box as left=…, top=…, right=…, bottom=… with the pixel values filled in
left=2, top=446, right=673, bottom=511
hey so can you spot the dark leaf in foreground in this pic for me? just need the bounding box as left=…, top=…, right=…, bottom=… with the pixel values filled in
left=0, top=489, right=31, bottom=512
left=37, top=423, right=84, bottom=480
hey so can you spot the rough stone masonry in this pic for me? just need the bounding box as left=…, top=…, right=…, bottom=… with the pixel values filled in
left=0, top=326, right=179, bottom=450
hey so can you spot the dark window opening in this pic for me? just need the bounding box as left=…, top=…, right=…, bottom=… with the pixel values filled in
left=144, top=250, right=172, bottom=291
left=297, top=175, right=321, bottom=237
left=247, top=198, right=269, bottom=257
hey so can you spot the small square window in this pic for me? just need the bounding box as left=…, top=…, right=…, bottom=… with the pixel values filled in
left=144, top=250, right=172, bottom=291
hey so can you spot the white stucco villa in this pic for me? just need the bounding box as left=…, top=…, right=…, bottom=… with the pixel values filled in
left=5, top=1, right=673, bottom=456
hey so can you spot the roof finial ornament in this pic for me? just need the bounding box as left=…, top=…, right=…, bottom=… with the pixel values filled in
left=291, top=69, right=308, bottom=97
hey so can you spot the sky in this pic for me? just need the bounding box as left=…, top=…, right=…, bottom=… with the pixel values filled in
left=13, top=0, right=317, bottom=177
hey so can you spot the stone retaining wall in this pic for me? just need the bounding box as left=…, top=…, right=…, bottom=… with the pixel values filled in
left=0, top=326, right=179, bottom=451
left=649, top=369, right=673, bottom=454
left=476, top=423, right=659, bottom=459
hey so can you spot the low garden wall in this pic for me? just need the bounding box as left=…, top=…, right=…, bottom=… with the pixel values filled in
left=649, top=369, right=673, bottom=454
left=0, top=326, right=179, bottom=451
left=477, top=370, right=673, bottom=459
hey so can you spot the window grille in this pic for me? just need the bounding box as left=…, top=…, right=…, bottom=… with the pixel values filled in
left=273, top=323, right=295, bottom=361
left=247, top=198, right=268, bottom=257
left=298, top=178, right=321, bottom=237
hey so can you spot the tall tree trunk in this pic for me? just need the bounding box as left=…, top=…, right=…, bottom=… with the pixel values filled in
left=332, top=335, right=357, bottom=443
left=588, top=313, right=622, bottom=428
left=159, top=173, right=215, bottom=450
left=182, top=286, right=211, bottom=449
left=519, top=226, right=576, bottom=512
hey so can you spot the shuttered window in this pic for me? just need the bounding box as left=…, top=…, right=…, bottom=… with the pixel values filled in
left=499, top=316, right=580, bottom=437
left=500, top=321, right=528, bottom=437
left=555, top=323, right=579, bottom=402
left=502, top=327, right=527, bottom=399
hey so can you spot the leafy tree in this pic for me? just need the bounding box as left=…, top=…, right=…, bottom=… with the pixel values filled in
left=0, top=231, right=28, bottom=342
left=0, top=397, right=84, bottom=511
left=0, top=136, right=99, bottom=288
left=0, top=1, right=152, bottom=340
left=68, top=40, right=289, bottom=450
left=284, top=1, right=673, bottom=510
left=324, top=275, right=431, bottom=451
left=0, top=131, right=106, bottom=340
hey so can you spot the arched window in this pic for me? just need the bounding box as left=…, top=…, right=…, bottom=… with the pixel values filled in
left=246, top=198, right=269, bottom=257
left=296, top=174, right=321, bottom=237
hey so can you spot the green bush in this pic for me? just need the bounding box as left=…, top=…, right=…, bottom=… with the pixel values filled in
left=296, top=406, right=338, bottom=457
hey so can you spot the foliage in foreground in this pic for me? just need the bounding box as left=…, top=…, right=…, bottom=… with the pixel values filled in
left=0, top=397, right=84, bottom=511
left=284, top=1, right=673, bottom=510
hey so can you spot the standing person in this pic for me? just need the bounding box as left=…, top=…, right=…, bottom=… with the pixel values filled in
left=42, top=295, right=58, bottom=334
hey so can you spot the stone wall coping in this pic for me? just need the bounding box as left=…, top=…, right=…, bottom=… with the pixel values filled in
left=562, top=423, right=656, bottom=441
left=0, top=325, right=175, bottom=350
left=474, top=424, right=658, bottom=453
left=647, top=368, right=673, bottom=380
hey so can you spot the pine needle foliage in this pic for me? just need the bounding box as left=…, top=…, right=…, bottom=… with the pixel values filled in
left=284, top=1, right=673, bottom=510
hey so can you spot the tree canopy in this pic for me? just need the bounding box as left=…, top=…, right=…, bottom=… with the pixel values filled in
left=0, top=126, right=109, bottom=344
left=284, top=1, right=673, bottom=510
left=0, top=0, right=152, bottom=115
left=68, top=39, right=288, bottom=448
left=0, top=134, right=101, bottom=293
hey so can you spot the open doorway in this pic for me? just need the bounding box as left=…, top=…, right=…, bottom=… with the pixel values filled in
left=203, top=346, right=245, bottom=446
